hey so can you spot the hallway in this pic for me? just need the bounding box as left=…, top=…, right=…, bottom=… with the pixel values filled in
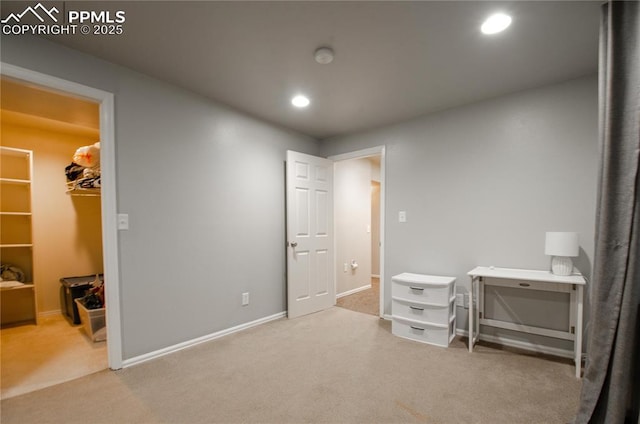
left=336, top=277, right=379, bottom=316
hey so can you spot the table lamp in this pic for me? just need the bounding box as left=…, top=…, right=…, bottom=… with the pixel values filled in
left=545, top=232, right=579, bottom=276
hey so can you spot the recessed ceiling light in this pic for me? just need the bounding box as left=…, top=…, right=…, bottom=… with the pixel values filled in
left=481, top=13, right=512, bottom=35
left=291, top=95, right=310, bottom=108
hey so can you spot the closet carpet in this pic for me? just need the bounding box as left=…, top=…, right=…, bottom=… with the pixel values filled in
left=1, top=307, right=582, bottom=424
left=1, top=314, right=108, bottom=400
left=336, top=277, right=380, bottom=316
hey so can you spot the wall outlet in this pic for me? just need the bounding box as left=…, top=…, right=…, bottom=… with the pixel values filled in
left=398, top=211, right=407, bottom=223
left=456, top=293, right=464, bottom=307
left=343, top=263, right=348, bottom=273
left=242, top=292, right=249, bottom=306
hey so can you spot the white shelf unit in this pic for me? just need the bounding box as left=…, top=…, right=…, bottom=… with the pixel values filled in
left=1, top=146, right=37, bottom=326
left=391, top=273, right=457, bottom=347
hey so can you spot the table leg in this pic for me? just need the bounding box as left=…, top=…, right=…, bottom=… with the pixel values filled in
left=477, top=278, right=482, bottom=339
left=575, top=285, right=584, bottom=378
left=468, top=276, right=474, bottom=352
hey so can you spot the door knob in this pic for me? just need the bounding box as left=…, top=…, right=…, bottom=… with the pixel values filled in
left=290, top=242, right=298, bottom=247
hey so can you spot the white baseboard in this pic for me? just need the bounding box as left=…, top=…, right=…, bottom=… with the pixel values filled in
left=38, top=309, right=62, bottom=319
left=336, top=284, right=371, bottom=299
left=382, top=314, right=393, bottom=321
left=122, top=311, right=286, bottom=368
left=455, top=329, right=574, bottom=359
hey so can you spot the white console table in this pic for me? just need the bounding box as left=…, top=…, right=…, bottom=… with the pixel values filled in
left=467, top=266, right=586, bottom=378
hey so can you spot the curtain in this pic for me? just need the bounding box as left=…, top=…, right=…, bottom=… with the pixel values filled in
left=575, top=2, right=640, bottom=423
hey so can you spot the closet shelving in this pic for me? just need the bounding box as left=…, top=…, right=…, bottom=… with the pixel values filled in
left=1, top=146, right=37, bottom=325
left=65, top=183, right=100, bottom=197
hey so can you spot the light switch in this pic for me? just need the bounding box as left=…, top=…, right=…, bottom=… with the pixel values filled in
left=399, top=211, right=407, bottom=223
left=117, top=213, right=129, bottom=230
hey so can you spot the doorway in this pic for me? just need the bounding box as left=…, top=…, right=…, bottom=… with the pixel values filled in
left=0, top=77, right=106, bottom=399
left=0, top=64, right=121, bottom=397
left=330, top=147, right=385, bottom=318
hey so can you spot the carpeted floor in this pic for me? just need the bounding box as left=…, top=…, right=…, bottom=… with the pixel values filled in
left=1, top=314, right=108, bottom=400
left=0, top=307, right=582, bottom=424
left=336, top=277, right=380, bottom=316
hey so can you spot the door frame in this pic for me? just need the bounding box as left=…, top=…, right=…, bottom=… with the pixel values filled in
left=328, top=146, right=386, bottom=318
left=1, top=62, right=123, bottom=369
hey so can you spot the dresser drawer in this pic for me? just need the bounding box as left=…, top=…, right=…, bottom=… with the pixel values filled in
left=392, top=297, right=454, bottom=324
left=392, top=315, right=456, bottom=348
left=391, top=273, right=455, bottom=306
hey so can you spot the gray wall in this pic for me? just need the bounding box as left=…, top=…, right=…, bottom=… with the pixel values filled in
left=321, top=76, right=598, bottom=342
left=2, top=34, right=599, bottom=357
left=2, top=36, right=320, bottom=359
left=335, top=158, right=373, bottom=295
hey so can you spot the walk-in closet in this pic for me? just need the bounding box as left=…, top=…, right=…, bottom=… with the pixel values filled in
left=0, top=78, right=107, bottom=399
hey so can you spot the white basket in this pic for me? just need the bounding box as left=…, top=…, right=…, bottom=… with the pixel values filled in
left=74, top=298, right=106, bottom=342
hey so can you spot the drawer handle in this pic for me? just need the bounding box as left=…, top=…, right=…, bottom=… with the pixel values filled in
left=409, top=306, right=424, bottom=311
left=410, top=325, right=425, bottom=331
left=519, top=283, right=530, bottom=287
left=409, top=286, right=424, bottom=291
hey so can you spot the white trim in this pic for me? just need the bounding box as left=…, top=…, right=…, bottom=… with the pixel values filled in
left=122, top=311, right=286, bottom=368
left=379, top=148, right=386, bottom=319
left=1, top=62, right=122, bottom=370
left=455, top=329, right=574, bottom=359
left=328, top=147, right=383, bottom=162
left=38, top=309, right=62, bottom=319
left=382, top=314, right=393, bottom=321
left=329, top=146, right=386, bottom=319
left=336, top=284, right=372, bottom=299
left=98, top=93, right=121, bottom=370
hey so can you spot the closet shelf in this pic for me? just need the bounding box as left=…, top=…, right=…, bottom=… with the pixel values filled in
left=66, top=187, right=100, bottom=196
left=0, top=146, right=36, bottom=326
left=66, top=180, right=100, bottom=196
left=0, top=282, right=34, bottom=291
left=0, top=178, right=31, bottom=185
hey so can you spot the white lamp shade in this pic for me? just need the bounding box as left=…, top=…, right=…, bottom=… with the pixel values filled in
left=545, top=232, right=579, bottom=257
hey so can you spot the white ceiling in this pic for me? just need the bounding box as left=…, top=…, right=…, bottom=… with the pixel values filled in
left=31, top=1, right=600, bottom=139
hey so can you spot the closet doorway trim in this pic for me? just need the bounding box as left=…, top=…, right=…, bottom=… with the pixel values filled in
left=1, top=62, right=123, bottom=370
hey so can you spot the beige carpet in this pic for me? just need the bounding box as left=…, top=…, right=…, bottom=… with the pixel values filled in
left=1, top=307, right=582, bottom=424
left=336, top=277, right=380, bottom=316
left=1, top=314, right=108, bottom=399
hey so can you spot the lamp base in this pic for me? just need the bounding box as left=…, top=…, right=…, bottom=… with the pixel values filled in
left=551, top=256, right=574, bottom=276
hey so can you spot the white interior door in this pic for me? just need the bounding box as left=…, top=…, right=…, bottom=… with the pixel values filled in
left=286, top=151, right=335, bottom=319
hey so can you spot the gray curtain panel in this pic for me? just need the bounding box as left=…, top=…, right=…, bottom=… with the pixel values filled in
left=575, top=2, right=640, bottom=423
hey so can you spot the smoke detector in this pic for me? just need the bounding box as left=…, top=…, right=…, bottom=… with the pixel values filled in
left=314, top=47, right=334, bottom=65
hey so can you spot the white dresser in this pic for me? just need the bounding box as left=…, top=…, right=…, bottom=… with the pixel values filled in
left=391, top=273, right=456, bottom=347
